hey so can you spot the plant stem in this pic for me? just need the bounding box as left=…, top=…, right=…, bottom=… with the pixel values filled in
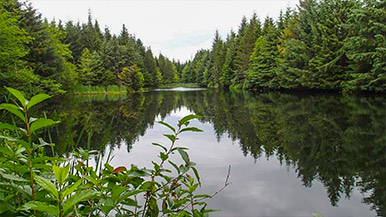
left=25, top=106, right=36, bottom=216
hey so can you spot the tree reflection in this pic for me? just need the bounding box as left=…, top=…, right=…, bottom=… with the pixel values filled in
left=40, top=90, right=385, bottom=216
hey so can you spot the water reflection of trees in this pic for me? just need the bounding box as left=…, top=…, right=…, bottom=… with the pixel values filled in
left=41, top=91, right=385, bottom=216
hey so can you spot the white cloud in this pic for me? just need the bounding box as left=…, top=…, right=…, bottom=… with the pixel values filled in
left=29, top=0, right=299, bottom=61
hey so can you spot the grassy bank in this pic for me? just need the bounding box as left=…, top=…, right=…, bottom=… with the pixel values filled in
left=72, top=85, right=127, bottom=95
left=157, top=83, right=201, bottom=89
left=72, top=83, right=202, bottom=95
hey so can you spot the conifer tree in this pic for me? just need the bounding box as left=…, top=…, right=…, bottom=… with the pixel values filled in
left=208, top=30, right=225, bottom=87
left=245, top=17, right=280, bottom=89
left=80, top=10, right=102, bottom=52
left=64, top=21, right=83, bottom=62
left=234, top=13, right=262, bottom=85
left=275, top=9, right=303, bottom=89
left=0, top=1, right=37, bottom=92
left=118, top=65, right=144, bottom=91
left=343, top=0, right=386, bottom=92
left=306, top=0, right=359, bottom=90
left=157, top=54, right=178, bottom=84
left=78, top=48, right=93, bottom=85
left=221, top=31, right=238, bottom=87
left=143, top=48, right=162, bottom=87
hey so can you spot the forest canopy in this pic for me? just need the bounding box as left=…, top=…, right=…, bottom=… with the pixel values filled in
left=0, top=0, right=384, bottom=95
left=0, top=0, right=180, bottom=95
left=182, top=0, right=385, bottom=93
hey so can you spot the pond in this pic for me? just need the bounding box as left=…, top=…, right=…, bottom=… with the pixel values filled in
left=41, top=88, right=385, bottom=216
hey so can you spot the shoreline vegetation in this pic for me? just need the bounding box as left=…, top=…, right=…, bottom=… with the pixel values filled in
left=0, top=0, right=384, bottom=98
left=157, top=83, right=202, bottom=89
left=71, top=83, right=202, bottom=95
left=71, top=85, right=128, bottom=95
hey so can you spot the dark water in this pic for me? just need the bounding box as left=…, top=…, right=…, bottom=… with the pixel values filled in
left=41, top=89, right=385, bottom=216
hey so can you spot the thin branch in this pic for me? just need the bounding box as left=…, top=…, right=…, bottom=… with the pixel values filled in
left=178, top=165, right=232, bottom=213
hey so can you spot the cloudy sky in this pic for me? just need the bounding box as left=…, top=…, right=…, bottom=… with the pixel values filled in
left=29, top=0, right=299, bottom=61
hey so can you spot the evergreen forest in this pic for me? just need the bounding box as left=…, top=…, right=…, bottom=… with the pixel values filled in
left=0, top=0, right=385, bottom=96
left=182, top=0, right=385, bottom=93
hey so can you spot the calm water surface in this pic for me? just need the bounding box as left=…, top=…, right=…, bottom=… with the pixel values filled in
left=42, top=89, right=385, bottom=216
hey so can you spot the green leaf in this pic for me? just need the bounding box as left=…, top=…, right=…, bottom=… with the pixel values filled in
left=0, top=182, right=32, bottom=199
left=0, top=123, right=22, bottom=132
left=0, top=172, right=28, bottom=182
left=0, top=103, right=25, bottom=122
left=100, top=199, right=114, bottom=215
left=118, top=189, right=146, bottom=203
left=63, top=190, right=98, bottom=213
left=26, top=94, right=51, bottom=110
left=168, top=160, right=180, bottom=174
left=29, top=118, right=60, bottom=134
left=0, top=200, right=13, bottom=214
left=160, top=152, right=168, bottom=161
left=29, top=117, right=38, bottom=123
left=151, top=143, right=167, bottom=152
left=180, top=127, right=203, bottom=133
left=163, top=134, right=176, bottom=143
left=311, top=212, right=323, bottom=217
left=53, top=164, right=70, bottom=186
left=62, top=179, right=82, bottom=199
left=177, top=148, right=190, bottom=164
left=147, top=197, right=159, bottom=216
left=158, top=121, right=176, bottom=132
left=35, top=175, right=59, bottom=199
left=193, top=194, right=211, bottom=199
left=192, top=167, right=201, bottom=186
left=179, top=114, right=201, bottom=127
left=20, top=201, right=59, bottom=216
left=121, top=198, right=139, bottom=207
left=6, top=88, right=27, bottom=107
left=111, top=186, right=127, bottom=202
left=83, top=175, right=99, bottom=186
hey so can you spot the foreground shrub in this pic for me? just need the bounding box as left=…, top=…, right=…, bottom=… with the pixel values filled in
left=0, top=87, right=215, bottom=216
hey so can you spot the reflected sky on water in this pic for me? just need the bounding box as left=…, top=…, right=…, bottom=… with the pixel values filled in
left=42, top=89, right=385, bottom=216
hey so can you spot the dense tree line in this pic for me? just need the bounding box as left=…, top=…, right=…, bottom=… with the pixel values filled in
left=182, top=0, right=385, bottom=93
left=1, top=0, right=384, bottom=95
left=0, top=0, right=180, bottom=95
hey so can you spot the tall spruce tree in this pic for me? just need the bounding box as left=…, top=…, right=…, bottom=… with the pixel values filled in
left=80, top=10, right=102, bottom=52
left=143, top=48, right=162, bottom=87
left=63, top=21, right=83, bottom=63
left=234, top=13, right=262, bottom=86
left=0, top=1, right=37, bottom=92
left=208, top=30, right=225, bottom=87
left=221, top=30, right=238, bottom=87
left=343, top=0, right=386, bottom=92
left=275, top=9, right=303, bottom=89
left=245, top=16, right=280, bottom=89
left=306, top=0, right=359, bottom=90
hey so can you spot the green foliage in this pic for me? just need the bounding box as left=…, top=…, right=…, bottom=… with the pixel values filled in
left=0, top=2, right=33, bottom=93
left=157, top=54, right=179, bottom=84
left=234, top=13, right=262, bottom=85
left=245, top=17, right=280, bottom=89
left=181, top=0, right=385, bottom=93
left=0, top=1, right=175, bottom=96
left=144, top=48, right=163, bottom=87
left=119, top=65, right=145, bottom=91
left=342, top=0, right=386, bottom=93
left=1, top=0, right=385, bottom=96
left=33, top=88, right=386, bottom=215
left=72, top=85, right=127, bottom=94
left=0, top=88, right=214, bottom=216
left=0, top=4, right=28, bottom=70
